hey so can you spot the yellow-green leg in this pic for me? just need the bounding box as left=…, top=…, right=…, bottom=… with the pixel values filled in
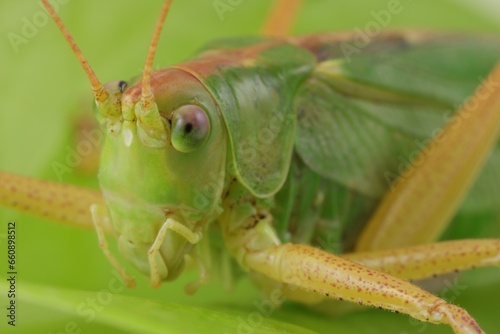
left=220, top=204, right=491, bottom=333
left=91, top=204, right=136, bottom=288
left=147, top=218, right=202, bottom=288
left=220, top=209, right=486, bottom=334
left=356, top=63, right=500, bottom=251
left=0, top=170, right=109, bottom=232
left=343, top=239, right=500, bottom=281
left=246, top=243, right=483, bottom=334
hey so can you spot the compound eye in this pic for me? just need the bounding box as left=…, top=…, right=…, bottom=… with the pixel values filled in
left=170, top=105, right=210, bottom=153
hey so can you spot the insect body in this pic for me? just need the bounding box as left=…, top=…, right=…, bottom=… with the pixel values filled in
left=1, top=1, right=500, bottom=333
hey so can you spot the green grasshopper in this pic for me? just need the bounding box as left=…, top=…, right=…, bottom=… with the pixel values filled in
left=1, top=0, right=500, bottom=333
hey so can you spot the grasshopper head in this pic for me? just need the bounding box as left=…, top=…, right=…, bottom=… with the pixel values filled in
left=96, top=69, right=227, bottom=282
left=42, top=0, right=227, bottom=285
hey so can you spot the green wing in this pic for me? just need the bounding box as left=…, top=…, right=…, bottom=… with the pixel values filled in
left=295, top=33, right=500, bottom=200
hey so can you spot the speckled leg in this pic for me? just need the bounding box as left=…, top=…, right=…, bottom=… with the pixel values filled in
left=0, top=170, right=109, bottom=232
left=343, top=239, right=500, bottom=281
left=245, top=242, right=484, bottom=334
left=220, top=198, right=486, bottom=334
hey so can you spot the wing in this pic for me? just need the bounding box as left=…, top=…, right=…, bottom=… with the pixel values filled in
left=294, top=32, right=500, bottom=200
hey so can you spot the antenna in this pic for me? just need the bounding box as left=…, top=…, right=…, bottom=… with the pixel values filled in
left=261, top=0, right=301, bottom=37
left=141, top=0, right=173, bottom=111
left=41, top=0, right=110, bottom=104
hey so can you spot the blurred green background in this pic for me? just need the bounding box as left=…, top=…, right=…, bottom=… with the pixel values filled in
left=0, top=0, right=500, bottom=333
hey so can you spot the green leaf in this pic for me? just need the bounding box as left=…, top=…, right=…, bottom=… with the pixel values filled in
left=5, top=281, right=318, bottom=334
